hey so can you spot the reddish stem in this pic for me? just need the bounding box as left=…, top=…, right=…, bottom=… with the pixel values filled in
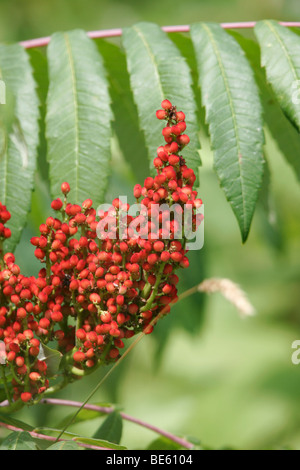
left=0, top=422, right=112, bottom=450
left=40, top=398, right=195, bottom=450
left=19, top=21, right=300, bottom=49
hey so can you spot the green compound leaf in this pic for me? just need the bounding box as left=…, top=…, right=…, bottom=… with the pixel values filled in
left=93, top=410, right=123, bottom=444
left=122, top=22, right=201, bottom=183
left=46, top=30, right=112, bottom=206
left=231, top=31, right=300, bottom=183
left=0, top=431, right=38, bottom=451
left=96, top=39, right=149, bottom=183
left=0, top=44, right=40, bottom=252
left=255, top=20, right=300, bottom=132
left=0, top=412, right=34, bottom=432
left=191, top=23, right=265, bottom=242
left=38, top=342, right=62, bottom=378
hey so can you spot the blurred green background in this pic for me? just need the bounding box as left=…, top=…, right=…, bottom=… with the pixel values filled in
left=1, top=0, right=300, bottom=450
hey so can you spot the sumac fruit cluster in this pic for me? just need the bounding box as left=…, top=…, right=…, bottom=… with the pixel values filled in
left=0, top=101, right=202, bottom=405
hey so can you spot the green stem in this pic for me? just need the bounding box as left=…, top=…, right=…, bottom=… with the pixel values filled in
left=0, top=366, right=12, bottom=404
left=24, top=345, right=31, bottom=393
left=69, top=367, right=86, bottom=377
left=0, top=239, right=4, bottom=269
left=9, top=365, right=23, bottom=386
left=43, top=377, right=69, bottom=396
left=0, top=399, right=24, bottom=414
left=140, top=263, right=166, bottom=312
left=73, top=292, right=85, bottom=348
left=45, top=251, right=51, bottom=281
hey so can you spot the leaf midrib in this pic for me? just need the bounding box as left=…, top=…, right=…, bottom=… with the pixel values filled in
left=132, top=25, right=164, bottom=101
left=0, top=63, right=8, bottom=205
left=262, top=20, right=298, bottom=84
left=201, top=23, right=247, bottom=235
left=64, top=33, right=79, bottom=202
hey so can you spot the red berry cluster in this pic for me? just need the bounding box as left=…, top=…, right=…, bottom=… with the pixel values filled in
left=0, top=203, right=12, bottom=241
left=0, top=101, right=202, bottom=405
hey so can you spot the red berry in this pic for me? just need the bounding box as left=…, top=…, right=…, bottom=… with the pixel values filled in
left=177, top=134, right=190, bottom=146
left=61, top=182, right=71, bottom=194
left=176, top=111, right=185, bottom=122
left=109, top=348, right=119, bottom=359
left=156, top=109, right=167, bottom=119
left=148, top=254, right=158, bottom=265
left=161, top=99, right=172, bottom=110
left=144, top=177, right=154, bottom=190
left=161, top=251, right=171, bottom=262
left=168, top=155, right=180, bottom=166
left=51, top=311, right=63, bottom=323
left=21, top=392, right=32, bottom=403
left=51, top=198, right=63, bottom=211
left=153, top=157, right=163, bottom=169
left=90, top=293, right=101, bottom=304
left=35, top=248, right=45, bottom=260
left=82, top=199, right=93, bottom=209
left=29, top=372, right=41, bottom=382
left=15, top=357, right=24, bottom=367
left=153, top=241, right=165, bottom=253
left=73, top=351, right=85, bottom=363
left=29, top=347, right=40, bottom=357
left=6, top=351, right=15, bottom=362
left=133, top=184, right=142, bottom=199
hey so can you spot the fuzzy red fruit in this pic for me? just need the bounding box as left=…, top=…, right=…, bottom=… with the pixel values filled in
left=144, top=177, right=154, bottom=190
left=17, top=365, right=27, bottom=375
left=156, top=109, right=167, bottom=119
left=171, top=252, right=183, bottom=263
left=51, top=311, right=63, bottom=323
left=148, top=254, right=158, bottom=265
left=39, top=318, right=50, bottom=329
left=82, top=199, right=93, bottom=209
left=21, top=392, right=32, bottom=403
left=73, top=351, right=85, bottom=363
left=61, top=182, right=71, bottom=194
left=144, top=325, right=154, bottom=335
left=177, top=134, right=190, bottom=146
left=4, top=228, right=11, bottom=239
left=128, top=304, right=139, bottom=315
left=76, top=329, right=86, bottom=341
left=100, top=311, right=112, bottom=323
left=29, top=347, right=40, bottom=357
left=168, top=155, right=180, bottom=166
left=176, top=111, right=185, bottom=122
left=161, top=99, right=172, bottom=110
left=109, top=348, right=119, bottom=359
left=51, top=198, right=63, bottom=211
left=153, top=157, right=163, bottom=169
left=24, top=329, right=34, bottom=340
left=162, top=127, right=172, bottom=139
left=6, top=351, right=15, bottom=362
left=35, top=248, right=45, bottom=260
left=15, top=357, right=25, bottom=367
left=29, top=372, right=41, bottom=382
left=17, top=308, right=27, bottom=320
left=161, top=251, right=171, bottom=262
left=153, top=241, right=165, bottom=253
left=133, top=184, right=142, bottom=199
left=90, top=293, right=101, bottom=304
